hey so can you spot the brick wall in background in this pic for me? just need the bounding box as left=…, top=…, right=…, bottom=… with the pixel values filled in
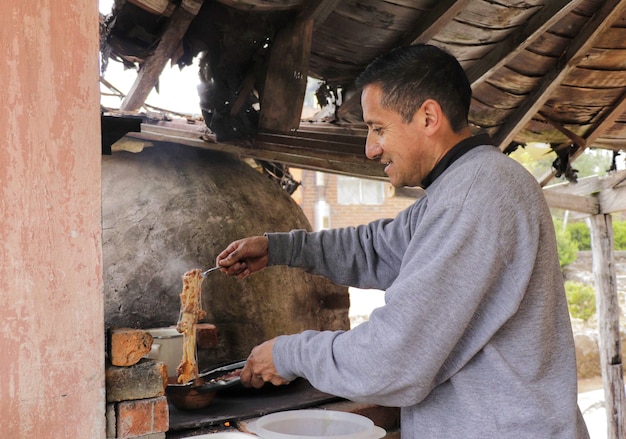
left=294, top=170, right=416, bottom=230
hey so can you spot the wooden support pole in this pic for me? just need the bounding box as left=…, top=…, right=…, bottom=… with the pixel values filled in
left=589, top=213, right=626, bottom=439
left=120, top=0, right=203, bottom=112
left=258, top=19, right=313, bottom=132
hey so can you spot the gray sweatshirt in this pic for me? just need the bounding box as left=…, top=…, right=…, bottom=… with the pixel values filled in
left=267, top=145, right=589, bottom=438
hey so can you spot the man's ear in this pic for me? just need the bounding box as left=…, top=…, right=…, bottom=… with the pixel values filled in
left=421, top=99, right=443, bottom=135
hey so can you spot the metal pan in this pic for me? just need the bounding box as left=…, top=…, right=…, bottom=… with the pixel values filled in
left=166, top=359, right=247, bottom=410
left=168, top=359, right=247, bottom=392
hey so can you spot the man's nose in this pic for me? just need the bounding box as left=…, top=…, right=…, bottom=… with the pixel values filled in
left=365, top=135, right=382, bottom=160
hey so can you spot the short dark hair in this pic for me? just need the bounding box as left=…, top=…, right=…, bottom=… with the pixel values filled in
left=355, top=44, right=471, bottom=133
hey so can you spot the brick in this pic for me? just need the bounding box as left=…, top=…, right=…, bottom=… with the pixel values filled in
left=110, top=328, right=154, bottom=367
left=106, top=358, right=167, bottom=403
left=116, top=396, right=169, bottom=438
left=196, top=323, right=218, bottom=349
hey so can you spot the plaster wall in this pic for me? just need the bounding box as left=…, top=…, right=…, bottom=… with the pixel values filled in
left=0, top=2, right=105, bottom=437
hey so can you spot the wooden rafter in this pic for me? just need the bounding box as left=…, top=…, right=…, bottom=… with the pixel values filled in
left=337, top=0, right=465, bottom=121
left=466, top=0, right=581, bottom=85
left=259, top=19, right=313, bottom=132
left=539, top=90, right=626, bottom=186
left=297, top=0, right=341, bottom=29
left=543, top=169, right=626, bottom=214
left=538, top=112, right=587, bottom=149
left=119, top=0, right=204, bottom=111
left=402, top=0, right=470, bottom=45
left=493, top=0, right=626, bottom=150
left=126, top=122, right=385, bottom=180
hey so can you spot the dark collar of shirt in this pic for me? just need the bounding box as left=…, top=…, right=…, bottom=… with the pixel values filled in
left=420, top=133, right=495, bottom=189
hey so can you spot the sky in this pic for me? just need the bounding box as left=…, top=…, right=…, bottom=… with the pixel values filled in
left=99, top=0, right=203, bottom=115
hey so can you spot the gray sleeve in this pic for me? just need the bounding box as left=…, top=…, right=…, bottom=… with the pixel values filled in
left=272, top=192, right=537, bottom=407
left=264, top=211, right=413, bottom=290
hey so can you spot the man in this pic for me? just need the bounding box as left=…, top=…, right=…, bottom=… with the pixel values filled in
left=216, top=44, right=589, bottom=437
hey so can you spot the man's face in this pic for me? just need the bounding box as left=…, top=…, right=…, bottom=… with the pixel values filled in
left=361, top=84, right=435, bottom=188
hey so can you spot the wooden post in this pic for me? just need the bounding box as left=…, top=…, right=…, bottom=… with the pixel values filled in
left=589, top=213, right=626, bottom=439
left=120, top=0, right=204, bottom=112
left=258, top=19, right=313, bottom=132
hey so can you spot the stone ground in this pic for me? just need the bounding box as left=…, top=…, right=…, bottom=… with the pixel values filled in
left=348, top=249, right=626, bottom=439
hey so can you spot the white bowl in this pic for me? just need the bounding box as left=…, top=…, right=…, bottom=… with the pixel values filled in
left=246, top=409, right=386, bottom=439
left=182, top=432, right=256, bottom=438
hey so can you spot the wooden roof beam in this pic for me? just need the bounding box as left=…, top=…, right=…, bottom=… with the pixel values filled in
left=337, top=0, right=466, bottom=121
left=297, top=0, right=341, bottom=29
left=493, top=0, right=626, bottom=151
left=119, top=0, right=204, bottom=112
left=403, top=0, right=471, bottom=45
left=543, top=169, right=626, bottom=214
left=538, top=111, right=587, bottom=149
left=128, top=123, right=386, bottom=180
left=467, top=0, right=582, bottom=86
left=538, top=91, right=626, bottom=186
left=259, top=19, right=313, bottom=132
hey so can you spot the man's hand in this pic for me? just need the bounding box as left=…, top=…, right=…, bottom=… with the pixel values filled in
left=240, top=339, right=290, bottom=388
left=216, top=236, right=269, bottom=279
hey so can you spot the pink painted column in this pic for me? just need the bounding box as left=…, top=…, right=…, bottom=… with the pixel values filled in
left=0, top=1, right=105, bottom=437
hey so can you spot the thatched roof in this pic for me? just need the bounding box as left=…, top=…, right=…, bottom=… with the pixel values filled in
left=100, top=0, right=626, bottom=186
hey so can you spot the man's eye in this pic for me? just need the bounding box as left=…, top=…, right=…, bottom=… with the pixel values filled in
left=372, top=127, right=382, bottom=134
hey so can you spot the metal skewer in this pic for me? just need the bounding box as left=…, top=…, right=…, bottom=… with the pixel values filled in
left=201, top=266, right=223, bottom=277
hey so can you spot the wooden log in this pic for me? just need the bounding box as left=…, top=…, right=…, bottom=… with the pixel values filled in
left=589, top=213, right=626, bottom=439
left=120, top=0, right=204, bottom=112
left=259, top=19, right=313, bottom=133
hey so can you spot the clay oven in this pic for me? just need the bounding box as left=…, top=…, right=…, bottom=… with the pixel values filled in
left=102, top=143, right=349, bottom=365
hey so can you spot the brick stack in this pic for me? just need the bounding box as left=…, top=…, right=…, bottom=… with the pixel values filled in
left=105, top=325, right=219, bottom=438
left=106, top=328, right=169, bottom=439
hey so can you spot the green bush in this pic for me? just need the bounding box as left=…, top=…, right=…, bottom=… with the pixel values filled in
left=554, top=219, right=578, bottom=267
left=613, top=220, right=626, bottom=250
left=562, top=219, right=626, bottom=251
left=564, top=280, right=596, bottom=321
left=567, top=222, right=591, bottom=251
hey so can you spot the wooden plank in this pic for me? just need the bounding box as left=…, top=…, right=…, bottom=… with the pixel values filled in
left=589, top=214, right=626, bottom=439
left=259, top=19, right=313, bottom=132
left=297, top=0, right=341, bottom=28
left=540, top=102, right=605, bottom=124
left=584, top=91, right=626, bottom=147
left=506, top=50, right=556, bottom=77
left=578, top=48, right=626, bottom=70
left=492, top=0, right=626, bottom=150
left=403, top=0, right=470, bottom=45
left=435, top=20, right=511, bottom=45
left=333, top=0, right=423, bottom=31
left=483, top=66, right=543, bottom=95
left=120, top=1, right=203, bottom=111
left=466, top=0, right=581, bottom=84
left=598, top=184, right=626, bottom=213
left=562, top=68, right=626, bottom=88
left=457, top=0, right=540, bottom=29
left=472, top=82, right=523, bottom=109
left=595, top=27, right=626, bottom=49
left=543, top=173, right=603, bottom=195
left=131, top=124, right=387, bottom=179
left=548, top=85, right=625, bottom=107
left=469, top=98, right=509, bottom=127
left=215, top=0, right=304, bottom=11
left=255, top=132, right=365, bottom=155
left=538, top=112, right=587, bottom=147
left=542, top=190, right=599, bottom=214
